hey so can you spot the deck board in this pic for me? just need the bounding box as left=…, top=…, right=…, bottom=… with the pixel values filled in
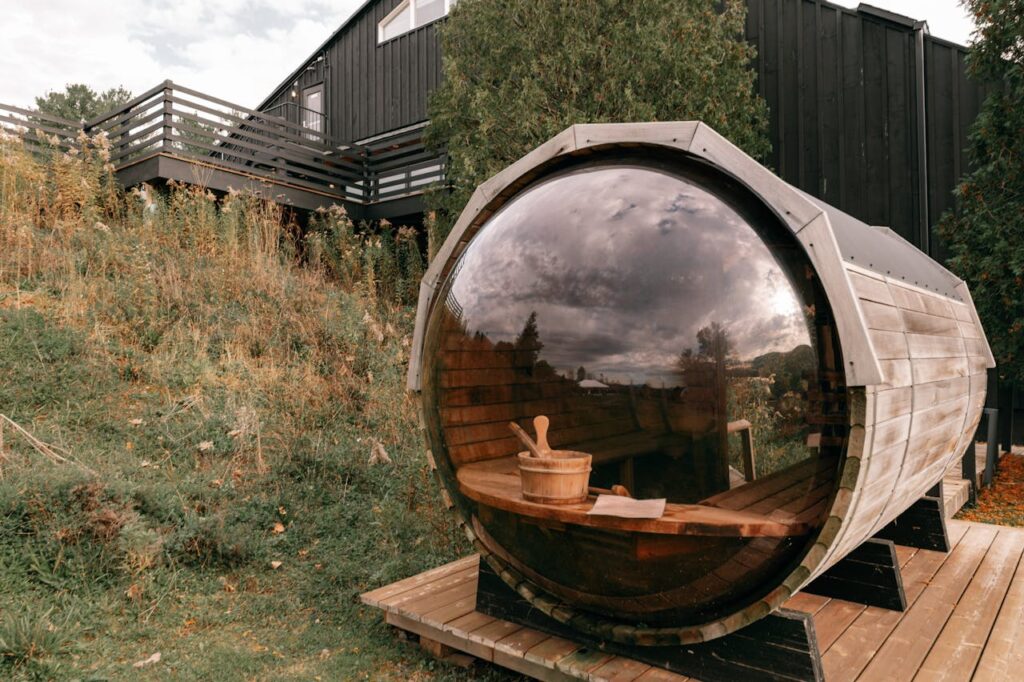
left=972, top=528, right=1024, bottom=682
left=361, top=520, right=1022, bottom=681
left=820, top=522, right=970, bottom=682
left=915, top=529, right=1024, bottom=681
left=857, top=525, right=997, bottom=682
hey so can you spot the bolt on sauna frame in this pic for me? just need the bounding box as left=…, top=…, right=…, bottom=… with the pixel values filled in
left=407, top=122, right=994, bottom=647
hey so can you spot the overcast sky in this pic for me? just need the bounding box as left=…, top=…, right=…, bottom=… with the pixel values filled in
left=0, top=1, right=975, bottom=111
left=0, top=0, right=363, bottom=109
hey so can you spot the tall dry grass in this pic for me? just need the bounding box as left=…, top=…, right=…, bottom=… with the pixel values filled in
left=0, top=134, right=425, bottom=445
left=0, top=134, right=462, bottom=678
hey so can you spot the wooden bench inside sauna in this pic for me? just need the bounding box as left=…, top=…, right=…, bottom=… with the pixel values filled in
left=443, top=333, right=838, bottom=541
left=408, top=122, right=994, bottom=649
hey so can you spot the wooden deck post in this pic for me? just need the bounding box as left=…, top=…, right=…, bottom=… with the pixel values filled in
left=983, top=407, right=999, bottom=487
left=962, top=439, right=978, bottom=505
left=161, top=81, right=174, bottom=152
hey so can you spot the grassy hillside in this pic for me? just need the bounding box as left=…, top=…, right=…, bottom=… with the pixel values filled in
left=0, top=135, right=483, bottom=680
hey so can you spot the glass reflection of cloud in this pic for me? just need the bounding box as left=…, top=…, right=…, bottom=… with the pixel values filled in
left=448, top=163, right=811, bottom=386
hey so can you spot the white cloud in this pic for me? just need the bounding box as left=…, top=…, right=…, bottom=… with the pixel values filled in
left=0, top=0, right=363, bottom=109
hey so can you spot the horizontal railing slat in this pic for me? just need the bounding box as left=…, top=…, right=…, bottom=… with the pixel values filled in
left=0, top=102, right=82, bottom=129
left=0, top=130, right=74, bottom=152
left=84, top=82, right=172, bottom=129
left=172, top=83, right=344, bottom=148
left=90, top=96, right=165, bottom=134
left=370, top=149, right=443, bottom=174
left=167, top=95, right=337, bottom=153
left=169, top=116, right=364, bottom=185
left=168, top=103, right=364, bottom=175
left=106, top=109, right=166, bottom=141
left=164, top=133, right=363, bottom=194
left=0, top=114, right=80, bottom=141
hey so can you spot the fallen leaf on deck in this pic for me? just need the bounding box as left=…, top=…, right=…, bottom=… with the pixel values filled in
left=270, top=560, right=282, bottom=570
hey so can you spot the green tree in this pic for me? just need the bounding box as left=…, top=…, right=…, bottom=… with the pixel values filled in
left=35, top=83, right=133, bottom=122
left=425, top=0, right=770, bottom=240
left=937, top=0, right=1024, bottom=380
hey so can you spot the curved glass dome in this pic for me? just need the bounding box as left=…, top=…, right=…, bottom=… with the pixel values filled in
left=421, top=156, right=846, bottom=625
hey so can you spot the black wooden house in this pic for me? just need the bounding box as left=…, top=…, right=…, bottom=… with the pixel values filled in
left=245, top=0, right=987, bottom=261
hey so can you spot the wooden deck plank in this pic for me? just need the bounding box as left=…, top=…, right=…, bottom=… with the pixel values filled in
left=445, top=610, right=495, bottom=636
left=360, top=554, right=478, bottom=605
left=814, top=600, right=867, bottom=652
left=388, top=573, right=477, bottom=621
left=784, top=590, right=831, bottom=615
left=821, top=522, right=970, bottom=682
left=382, top=565, right=477, bottom=609
left=494, top=628, right=552, bottom=659
left=492, top=649, right=576, bottom=682
left=590, top=656, right=653, bottom=681
left=555, top=648, right=616, bottom=676
left=894, top=544, right=918, bottom=568
left=468, top=618, right=524, bottom=645
left=915, top=529, right=1024, bottom=681
left=633, top=668, right=691, bottom=681
left=856, top=524, right=998, bottom=682
left=969, top=528, right=1024, bottom=682
left=383, top=610, right=490, bottom=662
left=523, top=635, right=584, bottom=668
left=419, top=584, right=479, bottom=625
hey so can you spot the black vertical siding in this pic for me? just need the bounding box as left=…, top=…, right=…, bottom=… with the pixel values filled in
left=745, top=0, right=985, bottom=256
left=262, top=0, right=986, bottom=257
left=747, top=1, right=924, bottom=243
left=260, top=0, right=443, bottom=143
left=925, top=38, right=988, bottom=260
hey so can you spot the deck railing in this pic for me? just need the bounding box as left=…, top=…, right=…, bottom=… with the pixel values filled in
left=360, top=122, right=446, bottom=204
left=83, top=81, right=369, bottom=201
left=1, top=81, right=445, bottom=206
left=0, top=102, right=81, bottom=151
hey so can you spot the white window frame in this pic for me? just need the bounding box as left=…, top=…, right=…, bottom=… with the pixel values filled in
left=301, top=84, right=325, bottom=140
left=377, top=0, right=456, bottom=44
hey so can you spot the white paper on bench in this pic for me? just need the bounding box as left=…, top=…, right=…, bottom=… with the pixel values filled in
left=586, top=495, right=666, bottom=519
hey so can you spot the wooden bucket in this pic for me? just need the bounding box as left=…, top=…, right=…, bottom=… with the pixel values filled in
left=517, top=451, right=592, bottom=505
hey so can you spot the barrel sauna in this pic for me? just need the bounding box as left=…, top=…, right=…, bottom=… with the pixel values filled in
left=407, top=122, right=994, bottom=645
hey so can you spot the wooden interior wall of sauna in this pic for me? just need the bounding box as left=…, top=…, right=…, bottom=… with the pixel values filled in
left=434, top=312, right=718, bottom=467
left=827, top=265, right=986, bottom=561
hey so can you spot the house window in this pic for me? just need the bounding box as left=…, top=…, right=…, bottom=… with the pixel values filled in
left=302, top=84, right=324, bottom=138
left=378, top=0, right=456, bottom=43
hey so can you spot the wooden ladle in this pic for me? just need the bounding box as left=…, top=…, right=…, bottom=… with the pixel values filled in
left=533, top=415, right=551, bottom=456
left=508, top=415, right=553, bottom=458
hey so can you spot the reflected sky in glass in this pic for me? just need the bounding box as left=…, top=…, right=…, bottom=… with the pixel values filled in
left=446, top=162, right=812, bottom=386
